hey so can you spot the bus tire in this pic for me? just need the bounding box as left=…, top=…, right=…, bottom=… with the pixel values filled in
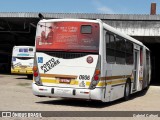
left=144, top=74, right=150, bottom=90
left=124, top=79, right=131, bottom=101
left=144, top=82, right=150, bottom=90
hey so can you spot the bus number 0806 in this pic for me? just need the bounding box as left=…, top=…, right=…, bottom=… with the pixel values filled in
left=79, top=75, right=90, bottom=80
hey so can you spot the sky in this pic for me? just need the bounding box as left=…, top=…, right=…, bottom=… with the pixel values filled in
left=0, top=0, right=160, bottom=14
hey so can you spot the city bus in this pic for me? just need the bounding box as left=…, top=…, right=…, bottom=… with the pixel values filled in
left=11, top=46, right=35, bottom=78
left=32, top=19, right=151, bottom=102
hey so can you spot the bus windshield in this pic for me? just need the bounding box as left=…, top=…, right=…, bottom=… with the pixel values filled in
left=35, top=21, right=100, bottom=53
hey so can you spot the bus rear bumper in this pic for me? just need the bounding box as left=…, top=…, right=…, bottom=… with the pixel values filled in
left=11, top=69, right=33, bottom=74
left=32, top=83, right=102, bottom=101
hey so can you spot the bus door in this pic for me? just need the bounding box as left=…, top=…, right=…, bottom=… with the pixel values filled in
left=133, top=44, right=140, bottom=91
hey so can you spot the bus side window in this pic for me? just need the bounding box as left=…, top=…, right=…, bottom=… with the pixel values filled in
left=106, top=33, right=115, bottom=63
left=110, top=35, right=115, bottom=49
left=146, top=50, right=150, bottom=66
left=126, top=41, right=133, bottom=65
left=29, top=48, right=33, bottom=52
left=115, top=37, right=125, bottom=64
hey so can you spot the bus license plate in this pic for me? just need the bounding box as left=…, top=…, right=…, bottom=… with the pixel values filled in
left=20, top=69, right=26, bottom=73
left=59, top=79, right=71, bottom=84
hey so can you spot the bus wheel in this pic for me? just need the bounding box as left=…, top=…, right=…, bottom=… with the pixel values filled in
left=124, top=80, right=131, bottom=100
left=144, top=74, right=150, bottom=90
left=144, top=82, right=150, bottom=90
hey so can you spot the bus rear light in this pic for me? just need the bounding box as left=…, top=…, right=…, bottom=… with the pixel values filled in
left=33, top=66, right=38, bottom=71
left=84, top=92, right=89, bottom=94
left=95, top=69, right=100, bottom=75
left=34, top=72, right=38, bottom=77
left=94, top=75, right=99, bottom=81
left=39, top=88, right=44, bottom=91
left=87, top=56, right=93, bottom=64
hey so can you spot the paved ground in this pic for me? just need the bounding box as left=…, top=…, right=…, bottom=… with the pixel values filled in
left=0, top=74, right=160, bottom=120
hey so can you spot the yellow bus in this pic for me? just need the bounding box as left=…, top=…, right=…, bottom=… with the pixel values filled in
left=11, top=46, right=35, bottom=78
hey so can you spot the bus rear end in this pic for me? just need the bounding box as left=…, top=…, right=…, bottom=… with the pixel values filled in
left=32, top=19, right=102, bottom=101
left=11, top=46, right=35, bottom=76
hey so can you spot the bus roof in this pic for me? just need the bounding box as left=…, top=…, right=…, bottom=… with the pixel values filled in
left=39, top=18, right=100, bottom=23
left=38, top=18, right=145, bottom=47
left=13, top=46, right=34, bottom=48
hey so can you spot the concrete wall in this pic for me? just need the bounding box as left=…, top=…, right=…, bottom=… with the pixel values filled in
left=104, top=20, right=160, bottom=36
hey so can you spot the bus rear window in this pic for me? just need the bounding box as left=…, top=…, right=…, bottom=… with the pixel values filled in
left=19, top=49, right=23, bottom=52
left=29, top=48, right=33, bottom=52
left=24, top=49, right=28, bottom=52
left=19, top=48, right=28, bottom=52
left=36, top=21, right=100, bottom=53
left=81, top=25, right=92, bottom=34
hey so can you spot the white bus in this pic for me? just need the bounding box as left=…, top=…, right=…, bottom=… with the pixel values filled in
left=11, top=46, right=35, bottom=78
left=32, top=19, right=151, bottom=102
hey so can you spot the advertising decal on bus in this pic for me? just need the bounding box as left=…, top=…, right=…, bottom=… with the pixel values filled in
left=36, top=22, right=99, bottom=53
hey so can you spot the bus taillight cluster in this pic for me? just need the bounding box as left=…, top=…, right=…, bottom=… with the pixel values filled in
left=33, top=66, right=38, bottom=77
left=94, top=69, right=100, bottom=81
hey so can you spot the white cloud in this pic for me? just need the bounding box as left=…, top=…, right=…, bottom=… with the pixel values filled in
left=92, top=0, right=114, bottom=14
left=97, top=6, right=114, bottom=13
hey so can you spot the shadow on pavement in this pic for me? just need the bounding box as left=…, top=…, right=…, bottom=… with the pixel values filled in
left=16, top=76, right=32, bottom=80
left=14, top=74, right=33, bottom=80
left=0, top=73, right=33, bottom=80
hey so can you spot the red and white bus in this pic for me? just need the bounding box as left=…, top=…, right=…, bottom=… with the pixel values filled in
left=32, top=19, right=151, bottom=102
